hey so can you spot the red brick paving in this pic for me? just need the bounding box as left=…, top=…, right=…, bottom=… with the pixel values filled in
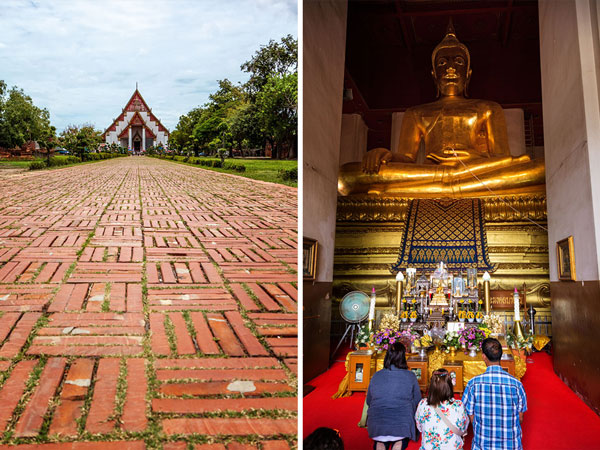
left=0, top=157, right=297, bottom=447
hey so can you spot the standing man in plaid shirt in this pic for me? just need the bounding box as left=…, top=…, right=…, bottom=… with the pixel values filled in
left=462, top=337, right=527, bottom=450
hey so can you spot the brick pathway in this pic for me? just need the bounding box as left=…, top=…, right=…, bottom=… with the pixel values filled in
left=0, top=157, right=297, bottom=449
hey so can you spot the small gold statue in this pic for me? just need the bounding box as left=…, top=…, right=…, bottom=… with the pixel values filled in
left=338, top=22, right=545, bottom=197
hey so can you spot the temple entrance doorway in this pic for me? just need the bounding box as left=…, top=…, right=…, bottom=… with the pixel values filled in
left=133, top=139, right=141, bottom=154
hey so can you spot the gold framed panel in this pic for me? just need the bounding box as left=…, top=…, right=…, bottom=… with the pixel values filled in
left=303, top=237, right=318, bottom=280
left=557, top=236, right=576, bottom=281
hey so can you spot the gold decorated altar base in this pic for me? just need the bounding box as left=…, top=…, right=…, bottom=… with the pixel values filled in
left=335, top=344, right=526, bottom=399
left=333, top=193, right=551, bottom=313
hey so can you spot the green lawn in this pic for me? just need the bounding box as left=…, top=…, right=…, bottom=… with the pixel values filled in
left=154, top=155, right=298, bottom=187
left=0, top=159, right=41, bottom=168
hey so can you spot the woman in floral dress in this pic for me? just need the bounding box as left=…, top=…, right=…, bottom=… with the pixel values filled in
left=415, top=369, right=469, bottom=450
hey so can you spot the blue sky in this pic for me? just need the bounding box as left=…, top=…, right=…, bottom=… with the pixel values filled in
left=0, top=0, right=297, bottom=133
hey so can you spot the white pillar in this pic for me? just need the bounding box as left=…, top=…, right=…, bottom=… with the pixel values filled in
left=128, top=127, right=132, bottom=150
left=142, top=128, right=146, bottom=151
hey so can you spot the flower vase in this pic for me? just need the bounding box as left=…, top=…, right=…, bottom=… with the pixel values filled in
left=410, top=318, right=417, bottom=323
left=448, top=346, right=456, bottom=358
left=459, top=318, right=465, bottom=322
left=401, top=318, right=408, bottom=323
left=419, top=347, right=427, bottom=358
left=476, top=318, right=483, bottom=323
left=468, top=346, right=478, bottom=357
left=468, top=318, right=474, bottom=323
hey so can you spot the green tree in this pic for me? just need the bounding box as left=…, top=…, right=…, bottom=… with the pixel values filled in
left=255, top=72, right=298, bottom=159
left=38, top=126, right=57, bottom=165
left=171, top=35, right=298, bottom=160
left=228, top=102, right=263, bottom=155
left=59, top=124, right=102, bottom=161
left=241, top=35, right=298, bottom=159
left=241, top=34, right=297, bottom=99
left=170, top=107, right=203, bottom=153
left=0, top=82, right=52, bottom=149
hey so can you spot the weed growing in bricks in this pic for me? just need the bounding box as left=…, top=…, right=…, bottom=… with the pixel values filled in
left=102, top=283, right=112, bottom=312
left=163, top=316, right=178, bottom=355
left=3, top=357, right=47, bottom=442
left=112, top=358, right=129, bottom=429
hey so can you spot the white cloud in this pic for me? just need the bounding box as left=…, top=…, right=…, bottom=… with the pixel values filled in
left=0, top=0, right=297, bottom=132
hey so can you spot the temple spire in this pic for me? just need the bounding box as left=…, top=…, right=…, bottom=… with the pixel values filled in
left=136, top=82, right=138, bottom=91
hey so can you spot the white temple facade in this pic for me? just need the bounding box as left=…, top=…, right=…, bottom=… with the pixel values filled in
left=103, top=89, right=169, bottom=153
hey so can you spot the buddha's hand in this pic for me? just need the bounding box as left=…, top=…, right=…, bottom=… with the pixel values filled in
left=427, top=148, right=474, bottom=166
left=361, top=148, right=393, bottom=174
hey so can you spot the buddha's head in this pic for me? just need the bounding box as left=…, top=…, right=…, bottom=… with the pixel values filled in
left=431, top=21, right=472, bottom=97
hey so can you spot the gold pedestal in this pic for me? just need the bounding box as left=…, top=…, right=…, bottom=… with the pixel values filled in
left=513, top=320, right=525, bottom=340
left=333, top=194, right=551, bottom=313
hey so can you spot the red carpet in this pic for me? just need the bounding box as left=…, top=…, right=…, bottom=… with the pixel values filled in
left=303, top=351, right=600, bottom=449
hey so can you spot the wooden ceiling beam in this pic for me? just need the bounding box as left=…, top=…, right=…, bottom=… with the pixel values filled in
left=394, top=0, right=414, bottom=52
left=502, top=0, right=515, bottom=46
left=393, top=5, right=534, bottom=18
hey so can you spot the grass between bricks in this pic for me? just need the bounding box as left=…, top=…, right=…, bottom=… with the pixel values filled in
left=112, top=358, right=128, bottom=428
left=142, top=161, right=296, bottom=445
left=170, top=432, right=298, bottom=448
left=162, top=315, right=178, bottom=356
left=2, top=356, right=47, bottom=443
left=37, top=359, right=72, bottom=440
left=76, top=358, right=99, bottom=435
left=136, top=173, right=175, bottom=449
left=145, top=162, right=298, bottom=436
left=102, top=283, right=112, bottom=312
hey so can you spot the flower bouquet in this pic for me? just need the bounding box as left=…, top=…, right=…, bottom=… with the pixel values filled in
left=372, top=328, right=403, bottom=351
left=475, top=311, right=484, bottom=322
left=399, top=327, right=420, bottom=352
left=466, top=311, right=475, bottom=322
left=458, top=310, right=466, bottom=322
left=400, top=311, right=408, bottom=322
left=413, top=332, right=433, bottom=357
left=443, top=331, right=460, bottom=349
left=458, top=326, right=487, bottom=356
left=354, top=323, right=372, bottom=350
left=409, top=310, right=418, bottom=322
left=506, top=332, right=534, bottom=353
left=443, top=330, right=460, bottom=356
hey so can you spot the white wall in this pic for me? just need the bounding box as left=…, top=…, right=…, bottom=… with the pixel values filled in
left=540, top=0, right=600, bottom=281
left=303, top=0, right=348, bottom=282
left=339, top=114, right=368, bottom=165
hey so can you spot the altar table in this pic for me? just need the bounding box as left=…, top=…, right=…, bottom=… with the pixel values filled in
left=334, top=347, right=524, bottom=399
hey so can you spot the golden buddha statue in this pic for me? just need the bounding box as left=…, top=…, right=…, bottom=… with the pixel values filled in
left=338, top=23, right=545, bottom=197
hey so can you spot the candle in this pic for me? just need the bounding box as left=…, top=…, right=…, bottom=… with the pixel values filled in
left=395, top=272, right=404, bottom=313
left=483, top=271, right=491, bottom=314
left=513, top=287, right=520, bottom=321
left=369, top=287, right=376, bottom=321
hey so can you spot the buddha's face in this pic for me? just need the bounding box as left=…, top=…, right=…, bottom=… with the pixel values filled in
left=433, top=46, right=470, bottom=96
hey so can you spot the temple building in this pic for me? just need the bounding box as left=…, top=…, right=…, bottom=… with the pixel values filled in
left=304, top=0, right=600, bottom=420
left=103, top=88, right=169, bottom=153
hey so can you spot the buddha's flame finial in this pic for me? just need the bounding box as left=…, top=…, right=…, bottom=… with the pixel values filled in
left=447, top=17, right=456, bottom=37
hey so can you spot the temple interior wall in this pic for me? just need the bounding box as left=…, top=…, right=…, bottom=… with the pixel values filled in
left=540, top=0, right=600, bottom=415
left=303, top=0, right=348, bottom=381
left=339, top=114, right=368, bottom=165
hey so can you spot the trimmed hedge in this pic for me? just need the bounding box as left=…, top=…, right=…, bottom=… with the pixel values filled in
left=149, top=154, right=247, bottom=173
left=28, top=161, right=47, bottom=170
left=278, top=167, right=297, bottom=181
left=29, top=153, right=125, bottom=170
